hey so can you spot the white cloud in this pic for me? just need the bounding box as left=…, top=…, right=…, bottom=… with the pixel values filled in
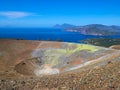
left=0, top=11, right=36, bottom=18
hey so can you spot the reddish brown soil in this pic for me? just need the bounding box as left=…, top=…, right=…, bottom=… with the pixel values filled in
left=0, top=56, right=120, bottom=90
left=0, top=39, right=40, bottom=71
left=0, top=39, right=120, bottom=90
left=110, top=45, right=120, bottom=50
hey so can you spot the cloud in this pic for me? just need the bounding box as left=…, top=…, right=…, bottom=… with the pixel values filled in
left=0, top=11, right=36, bottom=18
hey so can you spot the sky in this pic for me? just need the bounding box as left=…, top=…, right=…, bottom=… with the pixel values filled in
left=0, top=0, right=120, bottom=27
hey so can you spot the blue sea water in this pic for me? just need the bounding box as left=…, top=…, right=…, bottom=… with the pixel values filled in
left=0, top=28, right=120, bottom=43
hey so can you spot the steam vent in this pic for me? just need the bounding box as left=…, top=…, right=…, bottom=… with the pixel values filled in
left=0, top=39, right=120, bottom=90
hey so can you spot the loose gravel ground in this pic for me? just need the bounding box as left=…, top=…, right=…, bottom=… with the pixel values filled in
left=0, top=57, right=120, bottom=90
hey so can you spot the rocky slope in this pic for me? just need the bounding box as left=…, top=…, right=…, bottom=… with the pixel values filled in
left=0, top=39, right=120, bottom=90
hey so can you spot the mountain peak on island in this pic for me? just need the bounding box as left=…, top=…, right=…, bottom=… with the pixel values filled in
left=54, top=23, right=76, bottom=29
left=53, top=23, right=120, bottom=36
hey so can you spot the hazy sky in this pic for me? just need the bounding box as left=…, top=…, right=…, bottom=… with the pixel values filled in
left=0, top=0, right=120, bottom=27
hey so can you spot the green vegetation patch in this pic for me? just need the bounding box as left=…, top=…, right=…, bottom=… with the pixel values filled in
left=82, top=38, right=120, bottom=47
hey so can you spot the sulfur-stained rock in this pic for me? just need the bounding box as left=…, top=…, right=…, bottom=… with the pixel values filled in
left=0, top=39, right=120, bottom=90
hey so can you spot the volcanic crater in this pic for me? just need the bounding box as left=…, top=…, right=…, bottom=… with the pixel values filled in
left=0, top=39, right=120, bottom=90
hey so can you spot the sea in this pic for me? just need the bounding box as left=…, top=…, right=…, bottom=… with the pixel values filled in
left=0, top=28, right=120, bottom=43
